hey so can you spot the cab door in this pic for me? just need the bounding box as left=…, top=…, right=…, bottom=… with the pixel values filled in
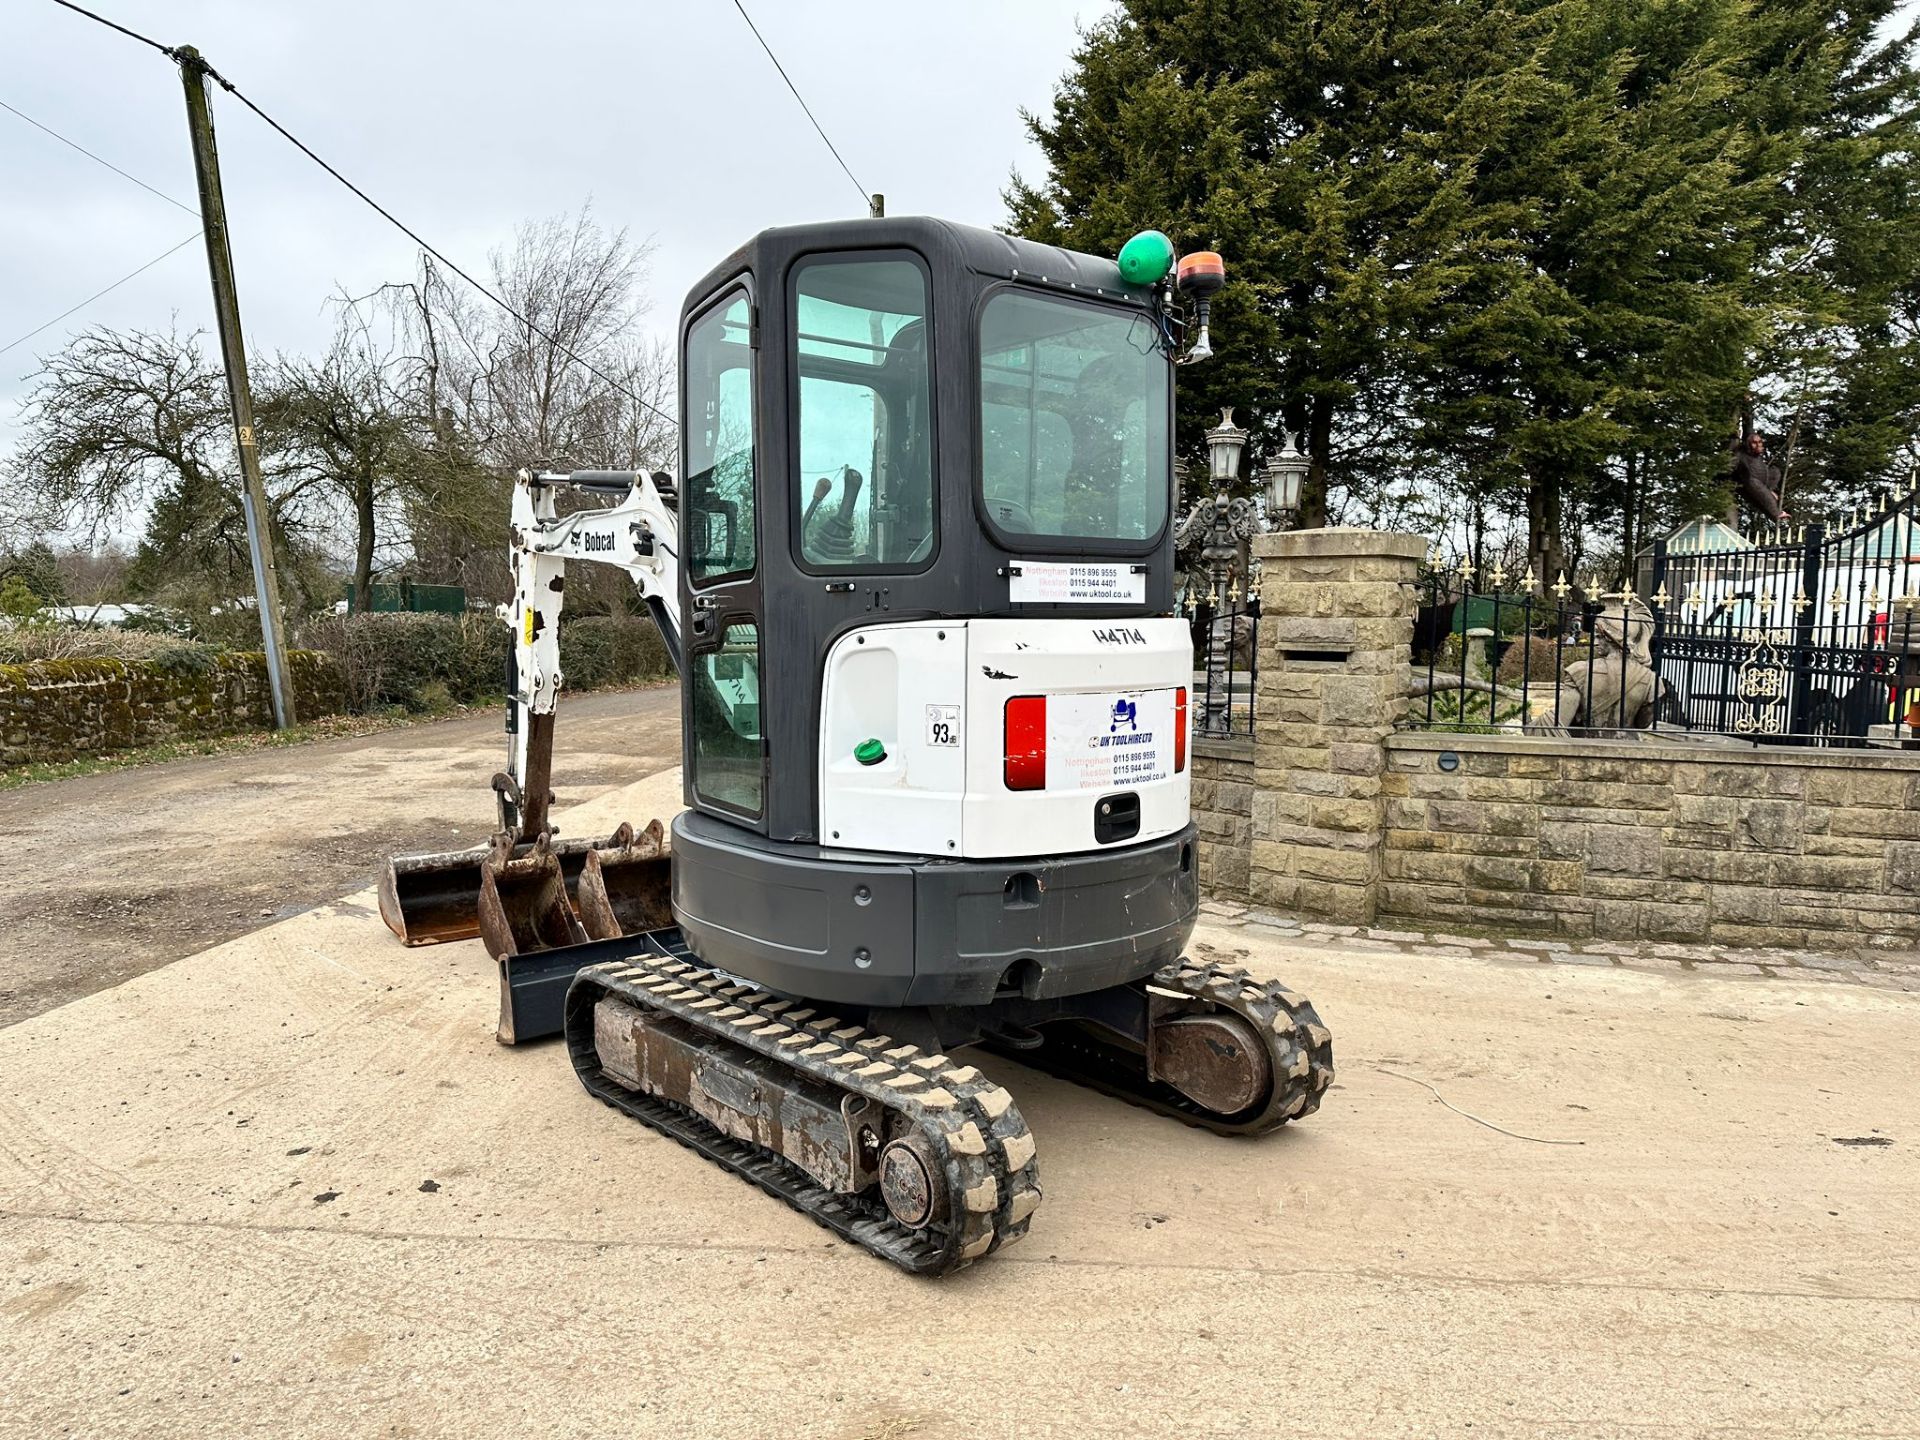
left=681, top=284, right=767, bottom=827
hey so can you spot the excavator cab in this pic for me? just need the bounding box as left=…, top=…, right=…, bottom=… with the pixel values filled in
left=666, top=218, right=1194, bottom=1010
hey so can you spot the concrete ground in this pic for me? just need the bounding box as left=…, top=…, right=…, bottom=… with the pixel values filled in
left=3, top=765, right=1917, bottom=1438
left=0, top=685, right=680, bottom=1028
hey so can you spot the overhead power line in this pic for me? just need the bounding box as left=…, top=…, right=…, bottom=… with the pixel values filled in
left=1, top=98, right=199, bottom=216
left=47, top=0, right=175, bottom=56
left=728, top=0, right=872, bottom=209
left=41, top=0, right=673, bottom=425
left=200, top=70, right=676, bottom=426
left=0, top=231, right=202, bottom=358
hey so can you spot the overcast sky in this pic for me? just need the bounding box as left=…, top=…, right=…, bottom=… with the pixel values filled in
left=1, top=0, right=1115, bottom=469
left=10, top=0, right=1920, bottom=505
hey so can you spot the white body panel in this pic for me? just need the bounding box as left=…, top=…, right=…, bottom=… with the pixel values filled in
left=818, top=617, right=1193, bottom=859
left=818, top=623, right=969, bottom=854
left=962, top=618, right=1191, bottom=857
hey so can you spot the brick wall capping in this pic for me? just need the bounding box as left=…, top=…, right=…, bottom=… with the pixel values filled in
left=1386, top=728, right=1920, bottom=776
left=1252, top=527, right=1429, bottom=562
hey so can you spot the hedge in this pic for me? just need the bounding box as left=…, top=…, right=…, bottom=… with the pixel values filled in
left=0, top=612, right=673, bottom=766
left=298, top=611, right=673, bottom=713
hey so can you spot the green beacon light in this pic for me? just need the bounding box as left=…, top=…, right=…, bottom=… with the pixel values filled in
left=854, top=737, right=887, bottom=766
left=1117, top=230, right=1176, bottom=287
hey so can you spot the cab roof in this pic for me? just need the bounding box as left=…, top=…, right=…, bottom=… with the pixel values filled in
left=680, top=215, right=1144, bottom=325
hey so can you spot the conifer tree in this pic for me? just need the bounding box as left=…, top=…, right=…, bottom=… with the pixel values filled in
left=1009, top=0, right=1541, bottom=526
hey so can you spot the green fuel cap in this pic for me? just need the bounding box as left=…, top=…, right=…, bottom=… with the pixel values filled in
left=854, top=738, right=887, bottom=766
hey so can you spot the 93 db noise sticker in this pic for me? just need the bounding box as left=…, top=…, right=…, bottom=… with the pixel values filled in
left=925, top=705, right=960, bottom=747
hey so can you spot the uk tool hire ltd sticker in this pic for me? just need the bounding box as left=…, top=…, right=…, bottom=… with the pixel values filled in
left=1047, top=690, right=1173, bottom=790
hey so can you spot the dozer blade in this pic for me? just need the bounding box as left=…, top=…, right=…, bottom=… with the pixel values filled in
left=575, top=819, right=674, bottom=941
left=478, top=832, right=589, bottom=961
left=378, top=837, right=596, bottom=946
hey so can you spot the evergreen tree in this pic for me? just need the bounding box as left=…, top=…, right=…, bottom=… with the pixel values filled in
left=1740, top=1, right=1920, bottom=516
left=1430, top=0, right=1774, bottom=588
left=0, top=542, right=68, bottom=605
left=1008, top=0, right=1541, bottom=525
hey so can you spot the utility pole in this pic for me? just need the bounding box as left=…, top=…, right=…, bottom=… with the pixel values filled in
left=177, top=45, right=296, bottom=728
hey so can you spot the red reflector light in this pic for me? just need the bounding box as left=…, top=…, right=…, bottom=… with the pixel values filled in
left=1004, top=695, right=1047, bottom=790
left=1175, top=686, right=1188, bottom=772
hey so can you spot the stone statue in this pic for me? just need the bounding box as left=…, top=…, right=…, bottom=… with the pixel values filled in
left=1572, top=594, right=1659, bottom=729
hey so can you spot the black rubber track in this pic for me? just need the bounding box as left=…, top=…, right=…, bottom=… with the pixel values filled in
left=1000, top=958, right=1335, bottom=1135
left=564, top=958, right=1041, bottom=1276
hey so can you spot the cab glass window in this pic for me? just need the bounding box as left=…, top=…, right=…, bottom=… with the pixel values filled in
left=979, top=290, right=1169, bottom=547
left=691, top=620, right=764, bottom=815
left=793, top=257, right=933, bottom=569
left=684, top=293, right=755, bottom=584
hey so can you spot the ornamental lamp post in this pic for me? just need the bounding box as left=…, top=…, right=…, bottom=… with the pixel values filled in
left=1200, top=411, right=1248, bottom=614
left=1204, top=407, right=1249, bottom=486
left=1199, top=409, right=1251, bottom=733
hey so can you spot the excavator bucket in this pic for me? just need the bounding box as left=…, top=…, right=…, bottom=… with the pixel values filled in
left=378, top=837, right=595, bottom=947
left=575, top=820, right=674, bottom=941
left=477, top=832, right=589, bottom=960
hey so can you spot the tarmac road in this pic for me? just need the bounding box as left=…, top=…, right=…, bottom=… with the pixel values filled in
left=1, top=766, right=1915, bottom=1439
left=0, top=685, right=681, bottom=1028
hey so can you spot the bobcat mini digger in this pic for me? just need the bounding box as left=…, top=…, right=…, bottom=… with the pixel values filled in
left=380, top=217, right=1333, bottom=1274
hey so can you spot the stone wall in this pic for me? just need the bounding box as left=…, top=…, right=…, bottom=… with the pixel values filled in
left=0, top=651, right=346, bottom=766
left=1380, top=732, right=1920, bottom=948
left=1191, top=737, right=1255, bottom=899
left=1214, top=525, right=1920, bottom=953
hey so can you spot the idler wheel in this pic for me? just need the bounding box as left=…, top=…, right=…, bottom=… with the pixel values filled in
left=1148, top=1011, right=1273, bottom=1117
left=878, top=1133, right=946, bottom=1229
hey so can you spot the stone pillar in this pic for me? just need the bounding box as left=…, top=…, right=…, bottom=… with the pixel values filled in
left=1248, top=528, right=1426, bottom=921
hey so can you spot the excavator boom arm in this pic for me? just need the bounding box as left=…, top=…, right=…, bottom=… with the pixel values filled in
left=502, top=469, right=681, bottom=841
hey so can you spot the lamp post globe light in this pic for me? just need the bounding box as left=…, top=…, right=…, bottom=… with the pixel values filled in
left=1265, top=430, right=1308, bottom=526
left=1204, top=407, right=1249, bottom=485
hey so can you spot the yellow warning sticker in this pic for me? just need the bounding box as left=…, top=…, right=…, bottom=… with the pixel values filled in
left=522, top=608, right=535, bottom=645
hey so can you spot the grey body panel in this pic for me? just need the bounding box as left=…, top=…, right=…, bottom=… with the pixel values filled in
left=671, top=810, right=1197, bottom=1009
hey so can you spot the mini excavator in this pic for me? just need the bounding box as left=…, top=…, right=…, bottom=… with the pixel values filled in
left=381, top=217, right=1333, bottom=1274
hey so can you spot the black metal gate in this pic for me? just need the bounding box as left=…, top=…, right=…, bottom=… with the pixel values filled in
left=1650, top=487, right=1919, bottom=744
left=1410, top=486, right=1919, bottom=746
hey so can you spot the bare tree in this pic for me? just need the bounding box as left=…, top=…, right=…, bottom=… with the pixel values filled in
left=5, top=207, right=674, bottom=614
left=259, top=297, right=413, bottom=609
left=52, top=543, right=131, bottom=615
left=389, top=205, right=676, bottom=602
left=6, top=325, right=230, bottom=540
left=400, top=208, right=673, bottom=469
left=1, top=325, right=272, bottom=600
left=3, top=324, right=340, bottom=609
